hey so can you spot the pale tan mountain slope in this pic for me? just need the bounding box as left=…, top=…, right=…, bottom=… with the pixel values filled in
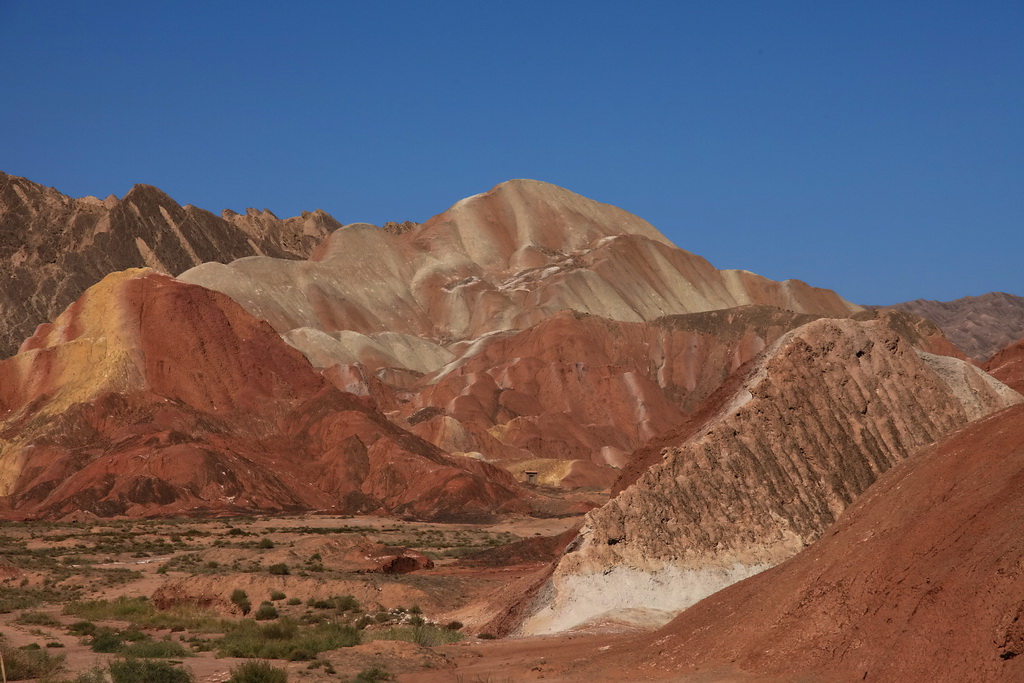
left=0, top=171, right=338, bottom=359
left=519, top=316, right=1022, bottom=635
left=179, top=179, right=861, bottom=347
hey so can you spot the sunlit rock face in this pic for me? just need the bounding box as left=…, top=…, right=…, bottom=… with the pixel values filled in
left=521, top=316, right=1021, bottom=635
left=0, top=269, right=524, bottom=521
left=0, top=171, right=338, bottom=359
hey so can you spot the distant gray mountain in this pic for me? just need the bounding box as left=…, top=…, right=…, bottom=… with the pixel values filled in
left=880, top=292, right=1024, bottom=361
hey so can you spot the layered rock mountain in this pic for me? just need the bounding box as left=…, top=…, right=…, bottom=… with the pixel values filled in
left=179, top=179, right=861, bottom=348
left=594, top=402, right=1024, bottom=682
left=883, top=291, right=1024, bottom=361
left=0, top=269, right=524, bottom=520
left=0, top=171, right=340, bottom=359
left=520, top=316, right=1021, bottom=634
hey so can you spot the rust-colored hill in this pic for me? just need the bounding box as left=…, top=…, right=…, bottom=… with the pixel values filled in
left=521, top=316, right=1020, bottom=634
left=0, top=171, right=339, bottom=359
left=0, top=269, right=523, bottom=520
left=985, top=336, right=1024, bottom=393
left=882, top=291, right=1024, bottom=361
left=588, top=402, right=1024, bottom=682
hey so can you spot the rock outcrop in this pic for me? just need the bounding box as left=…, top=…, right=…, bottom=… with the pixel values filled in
left=0, top=171, right=339, bottom=359
left=0, top=269, right=524, bottom=520
left=521, top=316, right=1021, bottom=634
left=882, top=291, right=1024, bottom=361
left=598, top=402, right=1024, bottom=682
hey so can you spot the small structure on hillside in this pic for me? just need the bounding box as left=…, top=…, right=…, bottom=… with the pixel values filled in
left=524, top=470, right=539, bottom=484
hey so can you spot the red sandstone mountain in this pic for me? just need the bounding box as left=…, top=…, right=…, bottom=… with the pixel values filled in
left=0, top=269, right=523, bottom=520
left=882, top=291, right=1024, bottom=361
left=0, top=171, right=340, bottom=359
left=583, top=402, right=1024, bottom=682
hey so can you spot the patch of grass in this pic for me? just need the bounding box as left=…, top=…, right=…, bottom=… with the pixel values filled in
left=227, top=659, right=289, bottom=683
left=108, top=658, right=195, bottom=683
left=15, top=610, right=62, bottom=627
left=64, top=596, right=154, bottom=621
left=369, top=624, right=464, bottom=647
left=270, top=591, right=286, bottom=601
left=0, top=640, right=66, bottom=680
left=215, top=617, right=360, bottom=660
left=130, top=604, right=231, bottom=633
left=120, top=638, right=192, bottom=658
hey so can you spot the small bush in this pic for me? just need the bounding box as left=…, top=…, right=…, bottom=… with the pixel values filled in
left=68, top=620, right=97, bottom=635
left=257, top=538, right=275, bottom=549
left=267, top=563, right=289, bottom=575
left=231, top=589, right=252, bottom=616
left=227, top=659, right=288, bottom=682
left=89, top=628, right=124, bottom=653
left=352, top=667, right=394, bottom=683
left=334, top=595, right=359, bottom=612
left=270, top=591, right=286, bottom=601
left=254, top=602, right=279, bottom=620
left=108, top=657, right=195, bottom=683
left=443, top=620, right=463, bottom=631
left=286, top=597, right=301, bottom=606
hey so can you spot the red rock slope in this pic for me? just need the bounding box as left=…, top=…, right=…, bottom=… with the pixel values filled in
left=0, top=269, right=523, bottom=520
left=0, top=171, right=339, bottom=359
left=601, top=402, right=1024, bottom=682
left=985, top=336, right=1024, bottom=393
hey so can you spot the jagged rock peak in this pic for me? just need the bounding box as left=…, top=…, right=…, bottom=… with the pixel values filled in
left=0, top=170, right=338, bottom=359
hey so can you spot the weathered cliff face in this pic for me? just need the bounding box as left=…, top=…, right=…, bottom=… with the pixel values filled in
left=882, top=291, right=1024, bottom=361
left=179, top=179, right=862, bottom=347
left=594, top=403, right=1024, bottom=683
left=0, top=269, right=524, bottom=520
left=520, top=317, right=1021, bottom=634
left=0, top=171, right=338, bottom=359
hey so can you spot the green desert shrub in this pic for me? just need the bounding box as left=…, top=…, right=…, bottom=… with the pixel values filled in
left=227, top=659, right=289, bottom=683
left=231, top=589, right=252, bottom=616
left=108, top=658, right=194, bottom=683
left=254, top=602, right=279, bottom=620
left=352, top=667, right=394, bottom=682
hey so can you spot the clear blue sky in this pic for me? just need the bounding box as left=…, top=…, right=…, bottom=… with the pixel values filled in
left=1, top=1, right=1020, bottom=304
